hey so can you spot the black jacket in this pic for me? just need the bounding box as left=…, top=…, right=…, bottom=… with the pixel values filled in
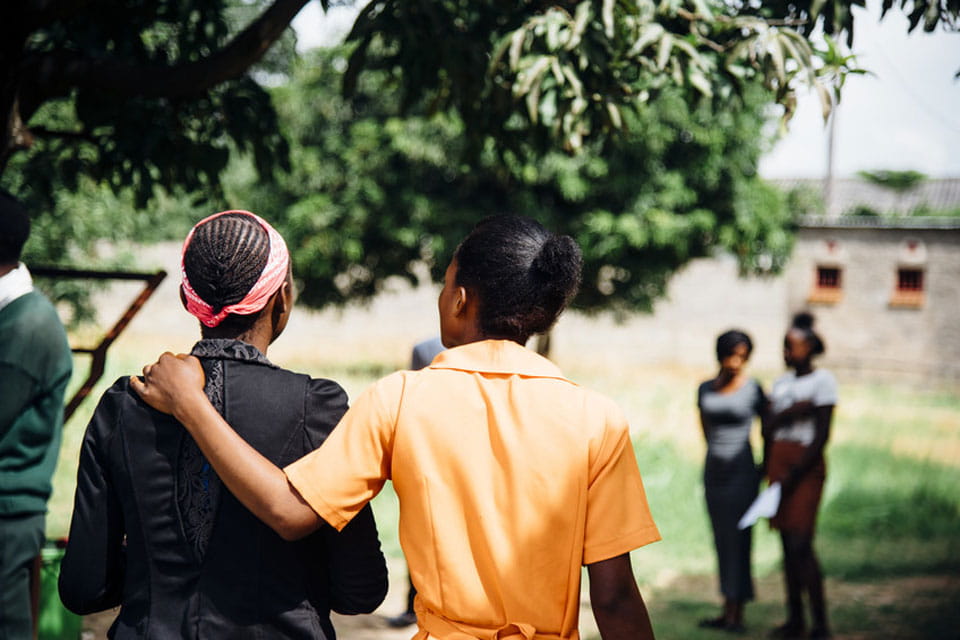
left=59, top=339, right=388, bottom=639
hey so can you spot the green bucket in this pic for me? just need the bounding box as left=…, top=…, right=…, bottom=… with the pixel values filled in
left=37, top=540, right=82, bottom=640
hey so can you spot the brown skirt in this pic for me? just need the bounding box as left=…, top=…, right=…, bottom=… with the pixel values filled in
left=768, top=440, right=825, bottom=535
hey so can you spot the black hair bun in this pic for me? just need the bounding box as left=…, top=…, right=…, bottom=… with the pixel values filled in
left=532, top=234, right=583, bottom=293
left=453, top=215, right=582, bottom=341
left=792, top=311, right=815, bottom=330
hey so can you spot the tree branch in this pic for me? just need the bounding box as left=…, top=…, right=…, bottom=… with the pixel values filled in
left=21, top=0, right=310, bottom=120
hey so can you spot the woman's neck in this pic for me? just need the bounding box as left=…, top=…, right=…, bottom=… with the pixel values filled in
left=794, top=362, right=814, bottom=376
left=714, top=370, right=746, bottom=392
left=200, top=324, right=272, bottom=355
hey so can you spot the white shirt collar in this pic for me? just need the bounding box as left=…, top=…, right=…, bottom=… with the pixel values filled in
left=0, top=262, right=34, bottom=313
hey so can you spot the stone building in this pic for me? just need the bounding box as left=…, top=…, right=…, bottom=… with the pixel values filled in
left=786, top=216, right=960, bottom=382
left=80, top=180, right=960, bottom=384
left=554, top=179, right=960, bottom=383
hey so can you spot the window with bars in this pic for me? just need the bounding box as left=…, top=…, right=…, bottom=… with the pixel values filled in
left=890, top=267, right=925, bottom=308
left=817, top=267, right=842, bottom=289
left=897, top=268, right=924, bottom=292
left=808, top=265, right=843, bottom=304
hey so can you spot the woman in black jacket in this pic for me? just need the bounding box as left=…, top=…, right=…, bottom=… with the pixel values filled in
left=59, top=210, right=387, bottom=639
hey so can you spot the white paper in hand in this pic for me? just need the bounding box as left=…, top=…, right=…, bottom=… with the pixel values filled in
left=737, top=482, right=782, bottom=530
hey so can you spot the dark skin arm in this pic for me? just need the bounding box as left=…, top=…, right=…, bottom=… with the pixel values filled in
left=780, top=405, right=833, bottom=494
left=698, top=411, right=711, bottom=441
left=763, top=398, right=816, bottom=484
left=760, top=397, right=773, bottom=476
left=769, top=400, right=815, bottom=429
left=130, top=353, right=323, bottom=541
left=588, top=553, right=655, bottom=640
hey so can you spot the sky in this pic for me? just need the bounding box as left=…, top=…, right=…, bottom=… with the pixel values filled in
left=292, top=2, right=960, bottom=179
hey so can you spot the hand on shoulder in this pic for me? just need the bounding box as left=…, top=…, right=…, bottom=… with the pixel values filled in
left=130, top=352, right=206, bottom=416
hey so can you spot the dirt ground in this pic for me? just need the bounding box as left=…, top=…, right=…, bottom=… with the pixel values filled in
left=653, top=572, right=960, bottom=640
left=79, top=568, right=960, bottom=639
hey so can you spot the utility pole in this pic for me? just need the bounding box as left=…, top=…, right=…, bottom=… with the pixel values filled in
left=824, top=106, right=837, bottom=217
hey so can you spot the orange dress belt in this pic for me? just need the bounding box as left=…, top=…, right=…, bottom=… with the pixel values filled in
left=413, top=606, right=576, bottom=640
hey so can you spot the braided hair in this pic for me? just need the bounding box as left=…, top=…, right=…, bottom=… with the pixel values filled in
left=454, top=215, right=582, bottom=343
left=182, top=213, right=272, bottom=335
left=0, top=190, right=30, bottom=265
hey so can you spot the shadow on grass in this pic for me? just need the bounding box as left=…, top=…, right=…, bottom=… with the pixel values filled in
left=642, top=574, right=960, bottom=640
left=623, top=439, right=960, bottom=639
left=818, top=443, right=960, bottom=582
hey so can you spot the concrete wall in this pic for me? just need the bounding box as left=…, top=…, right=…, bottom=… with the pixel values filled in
left=558, top=222, right=960, bottom=383
left=555, top=253, right=789, bottom=375
left=79, top=224, right=960, bottom=384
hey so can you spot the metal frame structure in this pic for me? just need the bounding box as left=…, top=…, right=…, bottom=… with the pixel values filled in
left=30, top=266, right=167, bottom=421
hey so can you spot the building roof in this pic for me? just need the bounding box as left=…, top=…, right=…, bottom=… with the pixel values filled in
left=799, top=215, right=960, bottom=230
left=771, top=177, right=960, bottom=217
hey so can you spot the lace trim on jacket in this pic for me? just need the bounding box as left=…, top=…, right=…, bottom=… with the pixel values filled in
left=176, top=339, right=275, bottom=561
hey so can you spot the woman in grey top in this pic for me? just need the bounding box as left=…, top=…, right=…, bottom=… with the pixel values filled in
left=697, top=330, right=766, bottom=633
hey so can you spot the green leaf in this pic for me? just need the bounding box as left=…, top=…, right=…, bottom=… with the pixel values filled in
left=606, top=102, right=622, bottom=128
left=628, top=23, right=665, bottom=57
left=561, top=64, right=584, bottom=99
left=540, top=89, right=558, bottom=126
left=567, top=2, right=592, bottom=50
left=602, top=0, right=616, bottom=39
left=551, top=57, right=566, bottom=86
left=509, top=27, right=527, bottom=69
left=688, top=68, right=713, bottom=97
left=656, top=32, right=673, bottom=70
left=516, top=56, right=552, bottom=97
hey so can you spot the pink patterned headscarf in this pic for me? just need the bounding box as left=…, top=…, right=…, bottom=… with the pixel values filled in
left=180, top=210, right=290, bottom=328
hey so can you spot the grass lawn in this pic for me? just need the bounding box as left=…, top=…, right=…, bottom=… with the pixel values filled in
left=47, top=343, right=960, bottom=639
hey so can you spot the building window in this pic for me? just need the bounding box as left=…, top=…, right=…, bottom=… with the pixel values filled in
left=897, top=268, right=923, bottom=292
left=818, top=267, right=842, bottom=289
left=891, top=267, right=925, bottom=308
left=808, top=265, right=843, bottom=304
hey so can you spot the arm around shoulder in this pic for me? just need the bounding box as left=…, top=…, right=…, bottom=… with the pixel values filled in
left=131, top=355, right=324, bottom=541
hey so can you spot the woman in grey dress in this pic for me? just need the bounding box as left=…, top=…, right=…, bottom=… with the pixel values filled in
left=697, top=330, right=766, bottom=633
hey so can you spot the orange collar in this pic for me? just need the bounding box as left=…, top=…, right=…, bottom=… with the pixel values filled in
left=429, top=339, right=570, bottom=382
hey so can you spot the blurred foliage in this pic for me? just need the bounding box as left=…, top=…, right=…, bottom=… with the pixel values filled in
left=2, top=0, right=955, bottom=319
left=858, top=169, right=928, bottom=193
left=4, top=0, right=293, bottom=209
left=910, top=204, right=960, bottom=217
left=784, top=183, right=826, bottom=217
left=21, top=179, right=204, bottom=324
left=847, top=204, right=882, bottom=217
left=2, top=0, right=298, bottom=320
left=227, top=46, right=800, bottom=314
left=343, top=0, right=879, bottom=156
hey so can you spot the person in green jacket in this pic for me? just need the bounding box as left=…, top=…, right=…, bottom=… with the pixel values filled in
left=0, top=191, right=73, bottom=638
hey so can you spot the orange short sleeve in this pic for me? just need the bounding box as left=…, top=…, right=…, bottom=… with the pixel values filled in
left=582, top=401, right=660, bottom=565
left=284, top=372, right=404, bottom=531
